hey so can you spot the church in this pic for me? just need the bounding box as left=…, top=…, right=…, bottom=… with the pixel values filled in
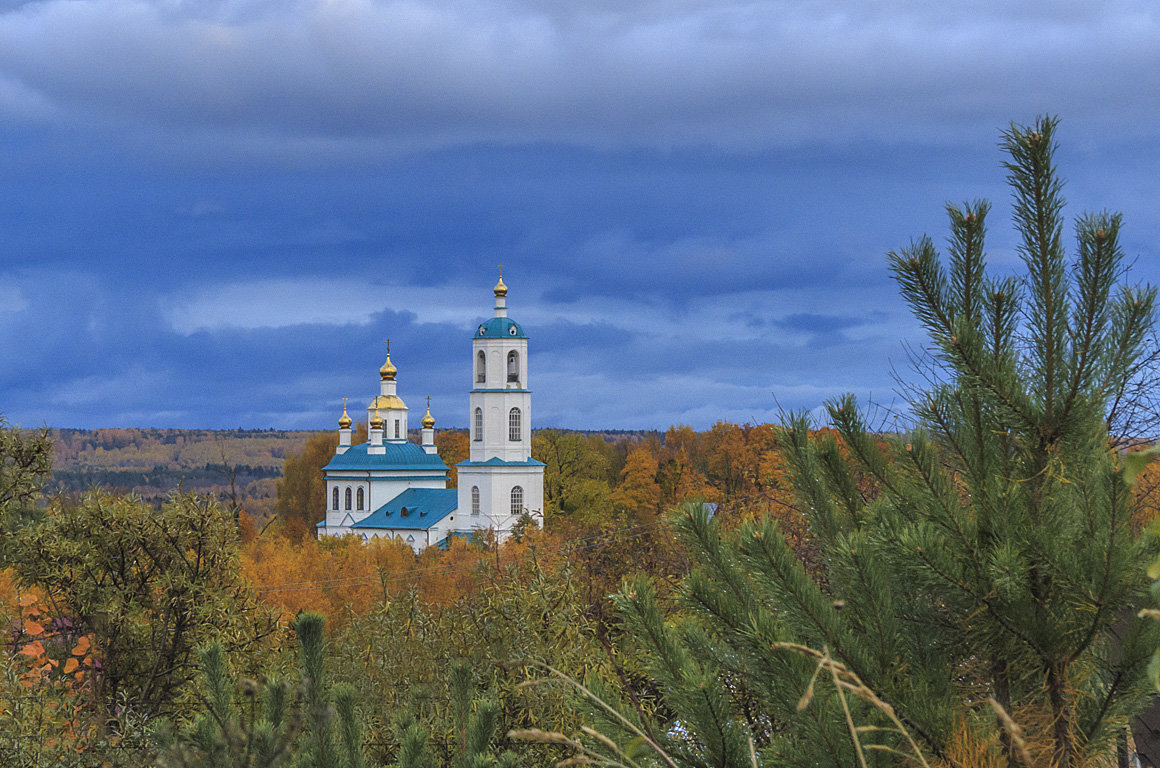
left=315, top=276, right=545, bottom=550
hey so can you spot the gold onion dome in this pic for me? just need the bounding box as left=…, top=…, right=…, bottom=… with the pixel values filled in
left=369, top=408, right=384, bottom=429
left=379, top=354, right=397, bottom=381
left=338, top=400, right=352, bottom=429
left=493, top=275, right=508, bottom=297
left=370, top=394, right=406, bottom=410
left=422, top=408, right=435, bottom=429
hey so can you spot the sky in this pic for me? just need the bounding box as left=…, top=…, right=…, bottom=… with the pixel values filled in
left=2, top=0, right=1159, bottom=431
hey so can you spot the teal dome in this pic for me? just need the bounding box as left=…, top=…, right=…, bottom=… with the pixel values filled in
left=475, top=317, right=526, bottom=339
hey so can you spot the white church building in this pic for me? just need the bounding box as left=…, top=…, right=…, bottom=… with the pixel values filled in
left=316, top=276, right=545, bottom=550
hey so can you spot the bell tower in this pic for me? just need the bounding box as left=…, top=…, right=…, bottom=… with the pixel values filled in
left=456, top=273, right=544, bottom=537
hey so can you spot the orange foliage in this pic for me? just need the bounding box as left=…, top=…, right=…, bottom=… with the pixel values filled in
left=243, top=533, right=494, bottom=626
left=1, top=590, right=102, bottom=750
left=435, top=430, right=470, bottom=487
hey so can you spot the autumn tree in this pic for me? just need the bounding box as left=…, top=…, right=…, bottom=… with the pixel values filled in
left=13, top=491, right=278, bottom=718
left=275, top=424, right=365, bottom=541
left=656, top=426, right=711, bottom=510
left=533, top=431, right=619, bottom=526
left=587, top=117, right=1160, bottom=768
left=611, top=443, right=661, bottom=524
left=435, top=430, right=470, bottom=487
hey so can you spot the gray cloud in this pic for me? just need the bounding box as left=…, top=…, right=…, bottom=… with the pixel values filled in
left=1, top=0, right=1157, bottom=156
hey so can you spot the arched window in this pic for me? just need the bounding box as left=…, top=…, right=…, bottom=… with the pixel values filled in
left=474, top=408, right=483, bottom=441
left=356, top=487, right=364, bottom=511
left=507, top=351, right=519, bottom=383
left=510, top=486, right=523, bottom=516
left=345, top=487, right=352, bottom=510
left=332, top=487, right=339, bottom=510
left=471, top=486, right=480, bottom=515
left=509, top=407, right=521, bottom=441
left=406, top=534, right=415, bottom=544
left=394, top=420, right=400, bottom=439
left=476, top=351, right=486, bottom=383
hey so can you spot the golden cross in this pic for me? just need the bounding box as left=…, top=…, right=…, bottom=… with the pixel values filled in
left=498, top=263, right=503, bottom=278
left=384, top=338, right=391, bottom=355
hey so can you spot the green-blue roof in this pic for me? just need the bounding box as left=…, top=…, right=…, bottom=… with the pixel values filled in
left=352, top=488, right=458, bottom=530
left=324, top=442, right=449, bottom=473
left=458, top=457, right=545, bottom=467
left=475, top=317, right=526, bottom=339
left=435, top=531, right=479, bottom=549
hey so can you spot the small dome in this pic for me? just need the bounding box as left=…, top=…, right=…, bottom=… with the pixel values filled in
left=475, top=317, right=526, bottom=339
left=493, top=275, right=508, bottom=297
left=379, top=354, right=397, bottom=381
left=338, top=400, right=352, bottom=429
left=421, top=407, right=435, bottom=429
left=369, top=408, right=384, bottom=429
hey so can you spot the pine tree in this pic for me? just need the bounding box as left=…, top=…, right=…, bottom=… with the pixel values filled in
left=157, top=613, right=365, bottom=768
left=587, top=117, right=1159, bottom=768
left=392, top=660, right=518, bottom=768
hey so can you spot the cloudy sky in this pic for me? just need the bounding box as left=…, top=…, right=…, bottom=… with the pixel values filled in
left=2, top=0, right=1159, bottom=430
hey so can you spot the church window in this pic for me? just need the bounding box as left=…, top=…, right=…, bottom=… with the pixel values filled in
left=332, top=487, right=339, bottom=510
left=406, top=534, right=415, bottom=545
left=474, top=408, right=483, bottom=441
left=507, top=351, right=519, bottom=383
left=471, top=486, right=480, bottom=515
left=345, top=487, right=352, bottom=510
left=511, top=486, right=523, bottom=516
left=509, top=408, right=521, bottom=441
left=476, top=351, right=486, bottom=383
left=356, top=487, right=364, bottom=511
left=394, top=420, right=400, bottom=439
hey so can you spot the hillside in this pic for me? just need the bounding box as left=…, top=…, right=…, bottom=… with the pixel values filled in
left=48, top=428, right=323, bottom=519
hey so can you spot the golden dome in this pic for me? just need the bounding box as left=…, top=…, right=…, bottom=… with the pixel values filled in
left=493, top=275, right=508, bottom=297
left=338, top=398, right=352, bottom=429
left=369, top=394, right=407, bottom=411
left=379, top=354, right=397, bottom=381
left=421, top=407, right=435, bottom=429
left=369, top=407, right=384, bottom=429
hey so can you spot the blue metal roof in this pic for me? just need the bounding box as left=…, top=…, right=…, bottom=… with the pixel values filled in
left=458, top=457, right=546, bottom=467
left=435, top=531, right=479, bottom=549
left=475, top=317, right=526, bottom=339
left=324, top=442, right=449, bottom=473
left=351, top=488, right=458, bottom=530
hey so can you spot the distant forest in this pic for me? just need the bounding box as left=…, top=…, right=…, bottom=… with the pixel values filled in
left=48, top=428, right=319, bottom=519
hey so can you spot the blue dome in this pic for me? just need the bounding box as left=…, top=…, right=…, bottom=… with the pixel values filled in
left=475, top=317, right=526, bottom=339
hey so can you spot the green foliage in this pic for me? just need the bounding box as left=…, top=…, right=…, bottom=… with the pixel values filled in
left=157, top=613, right=365, bottom=768
left=583, top=117, right=1159, bottom=768
left=534, top=430, right=620, bottom=524
left=331, top=558, right=622, bottom=767
left=12, top=491, right=279, bottom=718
